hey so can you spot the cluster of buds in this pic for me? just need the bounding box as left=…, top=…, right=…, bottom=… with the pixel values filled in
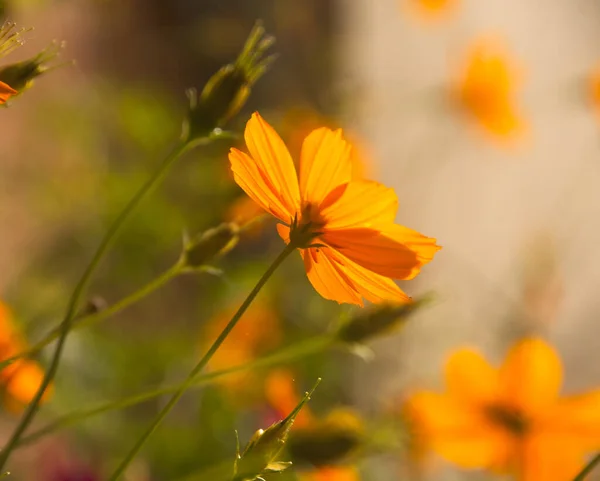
left=233, top=380, right=320, bottom=481
left=184, top=22, right=276, bottom=141
left=180, top=222, right=240, bottom=271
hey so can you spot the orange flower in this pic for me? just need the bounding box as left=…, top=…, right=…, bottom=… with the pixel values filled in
left=0, top=80, right=16, bottom=104
left=203, top=301, right=281, bottom=397
left=588, top=66, right=600, bottom=117
left=300, top=466, right=360, bottom=481
left=229, top=112, right=440, bottom=306
left=456, top=39, right=525, bottom=141
left=265, top=368, right=314, bottom=428
left=0, top=302, right=52, bottom=410
left=405, top=338, right=600, bottom=481
left=405, top=0, right=458, bottom=20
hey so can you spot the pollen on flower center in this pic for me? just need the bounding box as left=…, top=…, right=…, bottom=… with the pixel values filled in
left=485, top=404, right=528, bottom=436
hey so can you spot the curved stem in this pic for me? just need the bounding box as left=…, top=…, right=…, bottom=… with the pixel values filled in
left=0, top=263, right=183, bottom=371
left=19, top=334, right=333, bottom=446
left=108, top=243, right=296, bottom=481
left=573, top=453, right=600, bottom=481
left=0, top=140, right=194, bottom=471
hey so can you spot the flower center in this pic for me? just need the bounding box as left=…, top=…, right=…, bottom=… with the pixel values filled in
left=485, top=404, right=528, bottom=437
left=288, top=203, right=325, bottom=249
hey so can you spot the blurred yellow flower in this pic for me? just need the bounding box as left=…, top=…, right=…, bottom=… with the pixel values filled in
left=0, top=80, right=16, bottom=104
left=405, top=0, right=458, bottom=20
left=300, top=466, right=360, bottom=481
left=229, top=112, right=440, bottom=306
left=405, top=338, right=600, bottom=480
left=0, top=302, right=52, bottom=411
left=203, top=301, right=281, bottom=398
left=456, top=39, right=525, bottom=141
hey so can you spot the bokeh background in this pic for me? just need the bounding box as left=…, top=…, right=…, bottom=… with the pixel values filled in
left=2, top=0, right=600, bottom=480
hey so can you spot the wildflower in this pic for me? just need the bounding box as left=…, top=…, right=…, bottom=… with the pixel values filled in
left=0, top=80, right=16, bottom=104
left=405, top=0, right=458, bottom=20
left=0, top=42, right=63, bottom=94
left=0, top=302, right=52, bottom=410
left=455, top=39, right=524, bottom=141
left=203, top=301, right=281, bottom=398
left=229, top=112, right=440, bottom=306
left=405, top=338, right=600, bottom=481
left=300, top=466, right=360, bottom=481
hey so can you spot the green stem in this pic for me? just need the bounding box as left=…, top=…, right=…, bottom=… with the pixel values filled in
left=0, top=263, right=183, bottom=371
left=0, top=139, right=195, bottom=471
left=573, top=453, right=600, bottom=481
left=108, top=243, right=296, bottom=481
left=19, top=335, right=333, bottom=446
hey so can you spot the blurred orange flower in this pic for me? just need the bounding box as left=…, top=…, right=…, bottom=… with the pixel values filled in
left=588, top=67, right=600, bottom=117
left=229, top=112, right=440, bottom=306
left=405, top=338, right=600, bottom=480
left=456, top=39, right=525, bottom=141
left=300, top=466, right=360, bottom=481
left=0, top=80, right=16, bottom=104
left=203, top=301, right=281, bottom=398
left=0, top=302, right=52, bottom=411
left=405, top=0, right=458, bottom=20
left=265, top=368, right=314, bottom=429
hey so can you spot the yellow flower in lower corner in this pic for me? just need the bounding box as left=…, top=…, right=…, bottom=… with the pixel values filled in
left=229, top=112, right=440, bottom=306
left=0, top=302, right=52, bottom=411
left=405, top=338, right=600, bottom=481
left=456, top=39, right=525, bottom=142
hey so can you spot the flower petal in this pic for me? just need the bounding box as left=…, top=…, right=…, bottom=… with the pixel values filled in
left=445, top=348, right=500, bottom=406
left=244, top=112, right=301, bottom=214
left=548, top=389, right=600, bottom=449
left=406, top=391, right=506, bottom=469
left=320, top=180, right=398, bottom=229
left=302, top=248, right=363, bottom=306
left=520, top=432, right=585, bottom=481
left=299, top=127, right=352, bottom=206
left=229, top=148, right=292, bottom=222
left=323, top=226, right=439, bottom=280
left=499, top=338, right=562, bottom=414
left=0, top=81, right=16, bottom=104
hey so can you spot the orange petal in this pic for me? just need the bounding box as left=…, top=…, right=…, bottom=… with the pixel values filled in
left=519, top=432, right=585, bottom=481
left=320, top=180, right=398, bottom=229
left=6, top=361, right=52, bottom=404
left=330, top=249, right=411, bottom=304
left=323, top=227, right=434, bottom=280
left=445, top=348, right=500, bottom=406
left=499, top=338, right=562, bottom=414
left=407, top=391, right=506, bottom=469
left=548, top=389, right=600, bottom=449
left=0, top=81, right=16, bottom=104
left=229, top=148, right=293, bottom=222
left=299, top=127, right=352, bottom=206
left=243, top=112, right=300, bottom=214
left=302, top=248, right=363, bottom=306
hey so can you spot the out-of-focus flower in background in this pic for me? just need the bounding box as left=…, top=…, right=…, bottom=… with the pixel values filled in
left=229, top=112, right=440, bottom=306
left=0, top=301, right=52, bottom=411
left=299, top=465, right=360, bottom=481
left=454, top=38, right=525, bottom=143
left=588, top=65, right=600, bottom=119
left=203, top=300, right=281, bottom=400
left=404, top=0, right=459, bottom=22
left=265, top=369, right=314, bottom=429
left=405, top=338, right=600, bottom=481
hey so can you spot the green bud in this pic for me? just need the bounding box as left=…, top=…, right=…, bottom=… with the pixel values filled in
left=185, top=21, right=276, bottom=140
left=288, top=408, right=364, bottom=467
left=0, top=41, right=63, bottom=94
left=336, top=296, right=433, bottom=345
left=234, top=379, right=320, bottom=481
left=182, top=223, right=239, bottom=269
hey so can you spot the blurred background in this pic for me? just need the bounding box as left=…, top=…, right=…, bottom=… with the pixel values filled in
left=2, top=0, right=600, bottom=480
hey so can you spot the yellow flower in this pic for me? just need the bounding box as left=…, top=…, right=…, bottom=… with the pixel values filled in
left=0, top=302, right=52, bottom=411
left=203, top=301, right=281, bottom=398
left=456, top=39, right=525, bottom=141
left=0, top=80, right=16, bottom=104
left=405, top=0, right=458, bottom=21
left=229, top=112, right=440, bottom=306
left=405, top=338, right=600, bottom=481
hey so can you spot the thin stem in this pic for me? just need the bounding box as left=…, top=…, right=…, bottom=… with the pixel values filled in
left=0, top=139, right=194, bottom=471
left=573, top=453, right=600, bottom=481
left=0, top=263, right=183, bottom=371
left=108, top=243, right=296, bottom=481
left=19, top=335, right=333, bottom=446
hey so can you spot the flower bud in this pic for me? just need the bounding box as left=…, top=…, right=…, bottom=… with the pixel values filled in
left=234, top=379, right=319, bottom=481
left=182, top=222, right=239, bottom=269
left=336, top=296, right=433, bottom=345
left=0, top=42, right=63, bottom=94
left=185, top=22, right=275, bottom=140
left=288, top=408, right=364, bottom=467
